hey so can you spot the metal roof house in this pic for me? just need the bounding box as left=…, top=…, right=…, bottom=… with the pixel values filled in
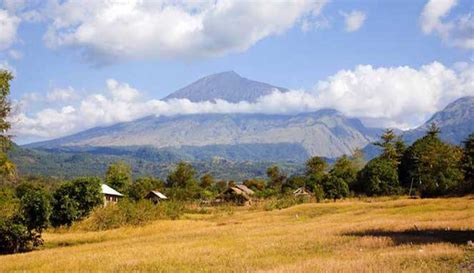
left=145, top=190, right=168, bottom=204
left=101, top=184, right=123, bottom=205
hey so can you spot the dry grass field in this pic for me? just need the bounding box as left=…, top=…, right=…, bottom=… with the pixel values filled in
left=1, top=197, right=473, bottom=273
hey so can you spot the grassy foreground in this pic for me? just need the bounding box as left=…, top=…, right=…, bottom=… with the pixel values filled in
left=1, top=197, right=473, bottom=272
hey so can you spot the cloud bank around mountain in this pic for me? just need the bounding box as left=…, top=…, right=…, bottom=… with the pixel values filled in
left=12, top=61, right=474, bottom=141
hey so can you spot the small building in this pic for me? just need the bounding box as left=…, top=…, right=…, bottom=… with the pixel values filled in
left=293, top=186, right=312, bottom=196
left=145, top=190, right=168, bottom=204
left=101, top=184, right=123, bottom=205
left=219, top=184, right=255, bottom=206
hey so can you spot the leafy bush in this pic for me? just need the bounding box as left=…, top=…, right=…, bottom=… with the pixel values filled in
left=0, top=217, right=42, bottom=254
left=77, top=200, right=185, bottom=231
left=50, top=177, right=102, bottom=227
left=263, top=195, right=309, bottom=211
left=0, top=183, right=49, bottom=254
left=321, top=175, right=349, bottom=201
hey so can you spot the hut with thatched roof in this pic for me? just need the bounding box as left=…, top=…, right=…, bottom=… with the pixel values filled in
left=218, top=184, right=255, bottom=206
left=293, top=186, right=312, bottom=196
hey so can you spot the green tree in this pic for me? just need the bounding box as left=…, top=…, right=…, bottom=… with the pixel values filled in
left=461, top=133, right=474, bottom=194
left=330, top=155, right=358, bottom=189
left=0, top=218, right=41, bottom=254
left=167, top=162, right=197, bottom=188
left=357, top=157, right=401, bottom=196
left=50, top=177, right=102, bottom=227
left=399, top=125, right=464, bottom=197
left=16, top=184, right=51, bottom=233
left=243, top=178, right=266, bottom=191
left=375, top=129, right=405, bottom=164
left=50, top=194, right=78, bottom=228
left=127, top=177, right=164, bottom=201
left=283, top=176, right=306, bottom=192
left=0, top=70, right=15, bottom=183
left=0, top=183, right=49, bottom=254
left=266, top=165, right=287, bottom=191
left=321, top=175, right=349, bottom=201
left=199, top=173, right=215, bottom=189
left=304, top=156, right=328, bottom=191
left=166, top=162, right=199, bottom=200
left=213, top=180, right=228, bottom=193
left=105, top=161, right=132, bottom=194
left=305, top=156, right=327, bottom=176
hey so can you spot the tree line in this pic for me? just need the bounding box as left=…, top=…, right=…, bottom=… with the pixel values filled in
left=0, top=70, right=472, bottom=254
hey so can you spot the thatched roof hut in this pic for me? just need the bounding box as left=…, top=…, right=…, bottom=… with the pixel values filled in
left=219, top=184, right=255, bottom=206
left=293, top=186, right=312, bottom=196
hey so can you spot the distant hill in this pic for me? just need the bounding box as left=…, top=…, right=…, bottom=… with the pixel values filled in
left=26, top=110, right=381, bottom=159
left=163, top=71, right=288, bottom=103
left=10, top=144, right=306, bottom=181
left=403, top=96, right=474, bottom=144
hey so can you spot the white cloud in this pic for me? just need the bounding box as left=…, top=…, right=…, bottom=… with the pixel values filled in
left=301, top=15, right=331, bottom=32
left=314, top=61, right=474, bottom=129
left=341, top=10, right=366, bottom=32
left=11, top=62, right=474, bottom=141
left=7, top=49, right=22, bottom=60
left=46, top=87, right=78, bottom=102
left=420, top=0, right=474, bottom=49
left=0, top=9, right=20, bottom=50
left=42, top=0, right=328, bottom=64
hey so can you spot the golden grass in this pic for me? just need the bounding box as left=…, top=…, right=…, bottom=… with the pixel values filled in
left=1, top=197, right=473, bottom=272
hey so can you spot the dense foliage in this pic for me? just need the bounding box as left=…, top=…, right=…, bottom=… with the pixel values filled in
left=50, top=177, right=102, bottom=227
left=105, top=161, right=132, bottom=193
left=399, top=124, right=464, bottom=197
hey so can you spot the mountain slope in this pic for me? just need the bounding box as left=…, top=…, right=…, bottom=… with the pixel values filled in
left=403, top=96, right=474, bottom=144
left=26, top=110, right=381, bottom=159
left=10, top=144, right=305, bottom=180
left=163, top=71, right=288, bottom=103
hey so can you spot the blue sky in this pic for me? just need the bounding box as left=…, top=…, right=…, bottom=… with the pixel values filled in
left=0, top=0, right=473, bottom=143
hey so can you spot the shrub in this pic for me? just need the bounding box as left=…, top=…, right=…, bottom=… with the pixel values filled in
left=321, top=175, right=349, bottom=201
left=263, top=195, right=308, bottom=211
left=0, top=217, right=42, bottom=254
left=17, top=184, right=51, bottom=233
left=77, top=200, right=185, bottom=231
left=50, top=177, right=102, bottom=227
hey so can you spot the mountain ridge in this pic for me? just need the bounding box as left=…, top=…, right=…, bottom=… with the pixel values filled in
left=26, top=109, right=381, bottom=159
left=403, top=96, right=474, bottom=144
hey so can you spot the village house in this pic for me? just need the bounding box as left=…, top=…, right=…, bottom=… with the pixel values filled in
left=218, top=184, right=255, bottom=206
left=101, top=184, right=123, bottom=205
left=293, top=186, right=312, bottom=196
left=145, top=190, right=168, bottom=204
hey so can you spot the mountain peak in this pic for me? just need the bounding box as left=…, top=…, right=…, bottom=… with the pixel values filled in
left=164, top=71, right=288, bottom=103
left=404, top=96, right=474, bottom=144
